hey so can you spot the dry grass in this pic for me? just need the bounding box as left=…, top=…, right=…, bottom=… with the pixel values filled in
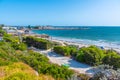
left=0, top=62, right=54, bottom=80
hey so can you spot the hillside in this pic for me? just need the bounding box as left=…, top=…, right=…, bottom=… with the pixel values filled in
left=0, top=62, right=54, bottom=80
left=0, top=29, right=74, bottom=80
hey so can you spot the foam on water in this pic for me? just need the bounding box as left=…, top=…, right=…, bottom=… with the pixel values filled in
left=52, top=36, right=120, bottom=49
left=32, top=27, right=120, bottom=49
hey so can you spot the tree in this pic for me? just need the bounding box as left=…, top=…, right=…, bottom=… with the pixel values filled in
left=27, top=25, right=31, bottom=29
left=0, top=24, right=4, bottom=27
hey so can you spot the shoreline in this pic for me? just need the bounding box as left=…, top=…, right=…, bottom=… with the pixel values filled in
left=28, top=31, right=120, bottom=54
left=26, top=32, right=120, bottom=76
left=50, top=37, right=120, bottom=54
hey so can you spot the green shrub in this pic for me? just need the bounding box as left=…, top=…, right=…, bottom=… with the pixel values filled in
left=76, top=46, right=105, bottom=66
left=54, top=45, right=120, bottom=68
left=53, top=46, right=77, bottom=56
left=76, top=49, right=85, bottom=62
left=53, top=46, right=64, bottom=55
left=0, top=29, right=5, bottom=34
left=23, top=36, right=52, bottom=50
left=0, top=58, right=13, bottom=66
left=0, top=42, right=18, bottom=66
left=11, top=43, right=27, bottom=51
left=16, top=50, right=74, bottom=80
left=0, top=33, right=73, bottom=80
left=103, top=50, right=120, bottom=69
left=3, top=34, right=20, bottom=43
left=69, top=45, right=78, bottom=57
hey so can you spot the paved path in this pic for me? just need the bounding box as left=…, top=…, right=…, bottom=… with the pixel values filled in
left=33, top=48, right=95, bottom=76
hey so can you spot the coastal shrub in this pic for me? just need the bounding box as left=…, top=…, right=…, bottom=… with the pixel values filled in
left=0, top=58, right=13, bottom=66
left=0, top=40, right=73, bottom=80
left=53, top=46, right=64, bottom=55
left=23, top=36, right=52, bottom=50
left=39, top=64, right=74, bottom=79
left=3, top=34, right=13, bottom=42
left=0, top=30, right=74, bottom=80
left=0, top=27, right=6, bottom=35
left=0, top=29, right=5, bottom=35
left=0, top=42, right=18, bottom=64
left=69, top=45, right=78, bottom=57
left=53, top=46, right=70, bottom=56
left=102, top=50, right=120, bottom=68
left=76, top=46, right=105, bottom=66
left=54, top=45, right=106, bottom=65
left=3, top=34, right=19, bottom=43
left=54, top=45, right=120, bottom=68
left=11, top=42, right=27, bottom=51
left=53, top=46, right=78, bottom=56
left=76, top=48, right=85, bottom=62
left=16, top=50, right=74, bottom=80
left=63, top=47, right=71, bottom=56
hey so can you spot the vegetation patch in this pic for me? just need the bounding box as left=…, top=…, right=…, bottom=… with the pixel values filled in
left=23, top=36, right=52, bottom=50
left=53, top=45, right=120, bottom=68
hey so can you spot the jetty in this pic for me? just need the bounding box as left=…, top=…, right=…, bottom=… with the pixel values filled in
left=31, top=26, right=90, bottom=30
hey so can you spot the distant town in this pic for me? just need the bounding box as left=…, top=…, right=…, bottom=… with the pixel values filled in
left=0, top=24, right=89, bottom=30
left=30, top=25, right=90, bottom=30
left=0, top=24, right=89, bottom=39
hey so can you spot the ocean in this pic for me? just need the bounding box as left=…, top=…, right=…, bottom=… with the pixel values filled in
left=32, top=27, right=120, bottom=49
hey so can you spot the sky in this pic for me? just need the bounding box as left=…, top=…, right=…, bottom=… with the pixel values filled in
left=0, top=0, right=120, bottom=26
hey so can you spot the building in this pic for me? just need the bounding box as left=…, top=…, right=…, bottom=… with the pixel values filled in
left=6, top=29, right=17, bottom=34
left=2, top=27, right=18, bottom=35
left=24, top=30, right=29, bottom=34
left=2, top=27, right=17, bottom=30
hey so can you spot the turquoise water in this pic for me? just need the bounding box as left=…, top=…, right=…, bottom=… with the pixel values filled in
left=32, top=27, right=120, bottom=48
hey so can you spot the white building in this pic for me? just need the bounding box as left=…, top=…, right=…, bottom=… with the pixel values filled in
left=2, top=27, right=17, bottom=34
left=2, top=27, right=17, bottom=30
left=6, top=29, right=17, bottom=33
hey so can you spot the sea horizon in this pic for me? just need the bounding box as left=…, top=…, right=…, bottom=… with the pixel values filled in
left=32, top=27, right=120, bottom=49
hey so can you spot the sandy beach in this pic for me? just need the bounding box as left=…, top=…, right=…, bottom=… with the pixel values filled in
left=49, top=37, right=120, bottom=54
left=51, top=38, right=89, bottom=48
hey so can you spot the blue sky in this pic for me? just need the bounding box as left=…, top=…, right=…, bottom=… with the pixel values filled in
left=0, top=0, right=120, bottom=26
